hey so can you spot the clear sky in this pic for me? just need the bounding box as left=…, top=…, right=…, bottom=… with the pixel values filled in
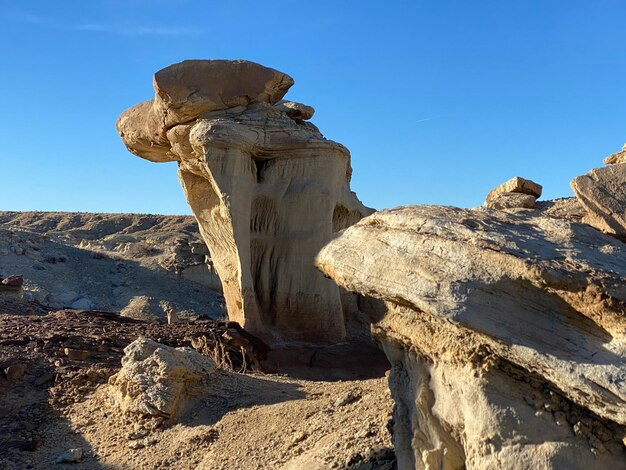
left=2, top=0, right=625, bottom=214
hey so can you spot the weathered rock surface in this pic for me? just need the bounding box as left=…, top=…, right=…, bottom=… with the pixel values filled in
left=603, top=143, right=626, bottom=165
left=273, top=100, right=315, bottom=120
left=485, top=192, right=537, bottom=209
left=118, top=60, right=370, bottom=343
left=484, top=176, right=542, bottom=209
left=486, top=176, right=542, bottom=198
left=108, top=337, right=215, bottom=420
left=571, top=163, right=626, bottom=238
left=317, top=205, right=626, bottom=469
left=535, top=197, right=586, bottom=222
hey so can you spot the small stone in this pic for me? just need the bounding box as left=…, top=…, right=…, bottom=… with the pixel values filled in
left=127, top=429, right=149, bottom=440
left=56, top=448, right=83, bottom=463
left=291, top=431, right=307, bottom=444
left=5, top=363, right=27, bottom=380
left=128, top=441, right=145, bottom=450
left=334, top=390, right=361, bottom=407
left=64, top=348, right=91, bottom=361
left=1, top=274, right=24, bottom=287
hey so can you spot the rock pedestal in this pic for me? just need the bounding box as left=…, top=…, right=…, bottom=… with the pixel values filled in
left=117, top=60, right=370, bottom=343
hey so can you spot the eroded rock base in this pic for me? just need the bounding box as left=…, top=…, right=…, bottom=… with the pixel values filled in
left=378, top=304, right=625, bottom=470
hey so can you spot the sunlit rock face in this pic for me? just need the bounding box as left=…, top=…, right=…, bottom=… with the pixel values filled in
left=117, top=59, right=370, bottom=343
left=317, top=205, right=626, bottom=469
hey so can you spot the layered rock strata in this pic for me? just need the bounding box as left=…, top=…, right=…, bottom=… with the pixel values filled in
left=117, top=60, right=370, bottom=342
left=317, top=205, right=626, bottom=469
left=484, top=176, right=542, bottom=209
left=572, top=146, right=626, bottom=238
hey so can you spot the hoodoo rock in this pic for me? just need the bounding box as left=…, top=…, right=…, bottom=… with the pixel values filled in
left=316, top=206, right=626, bottom=469
left=117, top=60, right=370, bottom=342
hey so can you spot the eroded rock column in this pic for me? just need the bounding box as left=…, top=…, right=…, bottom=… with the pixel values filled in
left=117, top=60, right=370, bottom=343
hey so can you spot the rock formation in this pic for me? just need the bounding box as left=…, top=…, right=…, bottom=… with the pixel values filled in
left=484, top=176, right=542, bottom=209
left=117, top=60, right=370, bottom=343
left=108, top=337, right=216, bottom=421
left=572, top=146, right=626, bottom=238
left=317, top=206, right=626, bottom=469
left=603, top=143, right=626, bottom=165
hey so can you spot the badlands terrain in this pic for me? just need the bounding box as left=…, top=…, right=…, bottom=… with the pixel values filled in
left=2, top=58, right=626, bottom=469
left=0, top=212, right=394, bottom=469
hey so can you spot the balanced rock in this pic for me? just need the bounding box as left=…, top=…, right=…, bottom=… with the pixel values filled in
left=108, top=338, right=215, bottom=420
left=117, top=60, right=371, bottom=342
left=484, top=176, right=542, bottom=209
left=317, top=205, right=626, bottom=469
left=603, top=143, right=626, bottom=165
left=571, top=163, right=626, bottom=238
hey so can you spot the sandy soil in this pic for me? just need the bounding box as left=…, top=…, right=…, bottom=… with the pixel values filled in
left=0, top=310, right=394, bottom=469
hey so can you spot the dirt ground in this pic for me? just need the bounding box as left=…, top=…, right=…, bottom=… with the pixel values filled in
left=0, top=309, right=395, bottom=470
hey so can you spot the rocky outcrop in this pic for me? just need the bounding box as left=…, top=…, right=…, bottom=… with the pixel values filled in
left=484, top=176, right=542, bottom=209
left=572, top=163, right=626, bottom=238
left=603, top=143, right=626, bottom=165
left=317, top=206, right=626, bottom=469
left=108, top=338, right=216, bottom=421
left=117, top=60, right=370, bottom=343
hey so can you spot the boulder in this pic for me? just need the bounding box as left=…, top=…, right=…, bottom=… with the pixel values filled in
left=273, top=100, right=315, bottom=120
left=108, top=338, right=215, bottom=420
left=117, top=60, right=371, bottom=343
left=485, top=176, right=542, bottom=209
left=316, top=205, right=626, bottom=469
left=571, top=163, right=626, bottom=238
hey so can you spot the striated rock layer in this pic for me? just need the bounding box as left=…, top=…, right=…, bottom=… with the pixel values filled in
left=317, top=205, right=626, bottom=469
left=572, top=163, right=626, bottom=239
left=117, top=60, right=370, bottom=342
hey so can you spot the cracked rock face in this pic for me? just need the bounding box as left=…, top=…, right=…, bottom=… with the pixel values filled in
left=117, top=60, right=370, bottom=343
left=316, top=205, right=626, bottom=469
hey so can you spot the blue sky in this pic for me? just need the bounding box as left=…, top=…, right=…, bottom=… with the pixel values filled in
left=2, top=0, right=625, bottom=214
